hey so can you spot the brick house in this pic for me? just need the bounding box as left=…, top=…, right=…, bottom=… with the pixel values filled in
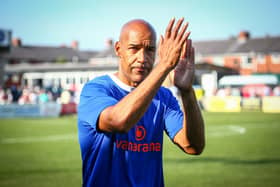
left=193, top=31, right=280, bottom=75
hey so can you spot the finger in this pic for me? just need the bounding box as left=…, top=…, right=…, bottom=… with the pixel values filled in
left=180, top=41, right=187, bottom=60
left=171, top=17, right=184, bottom=39
left=165, top=18, right=175, bottom=38
left=176, top=22, right=189, bottom=42
left=159, top=35, right=164, bottom=45
left=179, top=31, right=191, bottom=46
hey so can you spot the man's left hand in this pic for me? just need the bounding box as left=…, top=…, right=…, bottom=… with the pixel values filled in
left=170, top=39, right=195, bottom=92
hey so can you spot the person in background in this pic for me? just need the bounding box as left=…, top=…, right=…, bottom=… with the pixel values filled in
left=273, top=86, right=280, bottom=96
left=38, top=88, right=49, bottom=103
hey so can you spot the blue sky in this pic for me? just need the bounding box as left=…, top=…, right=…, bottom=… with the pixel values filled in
left=1, top=0, right=280, bottom=51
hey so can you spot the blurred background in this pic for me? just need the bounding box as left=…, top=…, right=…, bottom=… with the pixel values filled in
left=0, top=0, right=279, bottom=186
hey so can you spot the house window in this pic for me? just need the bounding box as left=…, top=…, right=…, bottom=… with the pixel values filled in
left=271, top=54, right=280, bottom=64
left=213, top=56, right=224, bottom=66
left=241, top=55, right=253, bottom=68
left=247, top=57, right=252, bottom=64
left=256, top=54, right=265, bottom=64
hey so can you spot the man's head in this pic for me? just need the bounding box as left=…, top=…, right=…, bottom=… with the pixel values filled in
left=115, top=19, right=157, bottom=87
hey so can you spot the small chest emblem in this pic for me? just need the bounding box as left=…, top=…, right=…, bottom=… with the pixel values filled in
left=135, top=125, right=146, bottom=141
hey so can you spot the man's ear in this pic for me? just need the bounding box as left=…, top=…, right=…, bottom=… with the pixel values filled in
left=114, top=41, right=121, bottom=57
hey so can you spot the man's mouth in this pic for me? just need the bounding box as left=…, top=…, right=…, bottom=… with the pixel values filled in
left=134, top=67, right=145, bottom=72
left=133, top=67, right=147, bottom=73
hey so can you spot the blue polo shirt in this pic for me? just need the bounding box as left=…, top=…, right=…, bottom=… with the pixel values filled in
left=78, top=74, right=183, bottom=187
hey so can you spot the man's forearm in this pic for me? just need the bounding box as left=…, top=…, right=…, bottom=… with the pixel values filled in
left=100, top=63, right=171, bottom=132
left=180, top=88, right=205, bottom=154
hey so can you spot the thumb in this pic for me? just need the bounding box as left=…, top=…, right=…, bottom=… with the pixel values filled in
left=169, top=70, right=175, bottom=85
left=159, top=35, right=164, bottom=45
left=158, top=35, right=164, bottom=55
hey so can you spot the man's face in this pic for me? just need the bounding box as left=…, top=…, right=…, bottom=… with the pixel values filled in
left=115, top=25, right=156, bottom=87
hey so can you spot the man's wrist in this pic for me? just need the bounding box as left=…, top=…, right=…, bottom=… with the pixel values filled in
left=155, top=62, right=174, bottom=77
left=178, top=87, right=195, bottom=96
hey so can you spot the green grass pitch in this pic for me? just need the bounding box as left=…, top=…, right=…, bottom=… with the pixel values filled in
left=0, top=112, right=279, bottom=187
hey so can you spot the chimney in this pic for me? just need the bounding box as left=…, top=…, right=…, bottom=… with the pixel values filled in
left=238, top=31, right=250, bottom=42
left=12, top=38, right=22, bottom=47
left=71, top=40, right=79, bottom=50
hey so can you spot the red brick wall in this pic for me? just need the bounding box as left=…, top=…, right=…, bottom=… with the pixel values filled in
left=255, top=55, right=280, bottom=74
left=201, top=54, right=280, bottom=75
left=224, top=56, right=240, bottom=70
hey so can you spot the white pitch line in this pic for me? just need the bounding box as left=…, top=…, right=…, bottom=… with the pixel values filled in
left=228, top=125, right=246, bottom=134
left=0, top=134, right=77, bottom=144
left=208, top=125, right=246, bottom=137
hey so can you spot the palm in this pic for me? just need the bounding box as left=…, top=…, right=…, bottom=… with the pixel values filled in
left=170, top=41, right=195, bottom=91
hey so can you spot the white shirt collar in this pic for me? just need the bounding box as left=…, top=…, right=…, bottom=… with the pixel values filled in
left=108, top=73, right=135, bottom=92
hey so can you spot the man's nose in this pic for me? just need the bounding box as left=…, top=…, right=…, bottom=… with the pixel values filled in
left=137, top=49, right=146, bottom=63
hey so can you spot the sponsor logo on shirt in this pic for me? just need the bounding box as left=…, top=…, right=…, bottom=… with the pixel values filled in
left=115, top=125, right=161, bottom=152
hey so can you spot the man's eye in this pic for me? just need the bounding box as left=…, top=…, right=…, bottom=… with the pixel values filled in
left=129, top=47, right=138, bottom=50
left=128, top=47, right=139, bottom=52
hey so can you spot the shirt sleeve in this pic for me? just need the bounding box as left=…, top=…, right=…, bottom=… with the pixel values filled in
left=78, top=81, right=118, bottom=130
left=164, top=89, right=183, bottom=140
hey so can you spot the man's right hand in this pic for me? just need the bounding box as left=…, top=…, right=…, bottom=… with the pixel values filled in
left=158, top=17, right=190, bottom=71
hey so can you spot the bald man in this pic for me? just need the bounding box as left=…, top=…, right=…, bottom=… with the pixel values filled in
left=78, top=18, right=205, bottom=187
